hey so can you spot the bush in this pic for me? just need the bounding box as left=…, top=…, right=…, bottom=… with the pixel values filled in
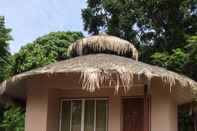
left=0, top=104, right=25, bottom=131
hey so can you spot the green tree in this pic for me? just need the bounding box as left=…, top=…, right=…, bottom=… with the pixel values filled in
left=11, top=31, right=83, bottom=75
left=82, top=0, right=197, bottom=59
left=0, top=16, right=12, bottom=81
left=184, top=35, right=197, bottom=80
left=151, top=35, right=197, bottom=81
left=151, top=48, right=189, bottom=73
left=0, top=104, right=25, bottom=131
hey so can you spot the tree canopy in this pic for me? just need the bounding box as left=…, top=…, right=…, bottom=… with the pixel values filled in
left=10, top=31, right=83, bottom=75
left=82, top=0, right=196, bottom=48
left=151, top=35, right=197, bottom=80
left=0, top=16, right=12, bottom=81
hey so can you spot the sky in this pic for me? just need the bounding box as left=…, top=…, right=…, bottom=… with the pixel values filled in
left=0, top=0, right=87, bottom=53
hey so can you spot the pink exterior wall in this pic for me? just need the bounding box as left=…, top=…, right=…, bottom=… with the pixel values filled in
left=151, top=79, right=177, bottom=131
left=25, top=82, right=48, bottom=131
left=25, top=77, right=177, bottom=131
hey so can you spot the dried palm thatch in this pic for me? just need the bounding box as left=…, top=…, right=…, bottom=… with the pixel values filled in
left=67, top=35, right=139, bottom=60
left=0, top=35, right=197, bottom=103
left=0, top=54, right=196, bottom=102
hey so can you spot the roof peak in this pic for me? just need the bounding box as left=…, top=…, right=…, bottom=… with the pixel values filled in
left=67, top=35, right=138, bottom=60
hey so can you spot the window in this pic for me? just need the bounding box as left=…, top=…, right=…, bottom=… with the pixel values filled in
left=60, top=99, right=108, bottom=131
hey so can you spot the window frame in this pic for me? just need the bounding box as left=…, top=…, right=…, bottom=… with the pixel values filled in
left=59, top=98, right=108, bottom=131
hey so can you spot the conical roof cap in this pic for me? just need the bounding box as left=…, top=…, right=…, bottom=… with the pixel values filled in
left=68, top=35, right=138, bottom=60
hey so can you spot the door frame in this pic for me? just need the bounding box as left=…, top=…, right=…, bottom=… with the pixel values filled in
left=121, top=96, right=151, bottom=131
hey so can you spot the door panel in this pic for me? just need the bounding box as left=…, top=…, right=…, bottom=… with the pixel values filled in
left=123, top=98, right=144, bottom=131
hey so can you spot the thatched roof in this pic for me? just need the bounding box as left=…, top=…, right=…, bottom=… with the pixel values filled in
left=68, top=35, right=138, bottom=60
left=0, top=35, right=197, bottom=104
left=0, top=54, right=197, bottom=103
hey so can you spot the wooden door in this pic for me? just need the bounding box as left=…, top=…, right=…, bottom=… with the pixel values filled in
left=123, top=98, right=145, bottom=131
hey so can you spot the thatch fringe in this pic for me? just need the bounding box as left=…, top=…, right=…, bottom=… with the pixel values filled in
left=80, top=66, right=197, bottom=94
left=80, top=66, right=134, bottom=93
left=0, top=73, right=27, bottom=95
left=68, top=35, right=139, bottom=60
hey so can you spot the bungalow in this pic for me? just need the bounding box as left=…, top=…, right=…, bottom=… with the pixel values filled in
left=0, top=35, right=197, bottom=131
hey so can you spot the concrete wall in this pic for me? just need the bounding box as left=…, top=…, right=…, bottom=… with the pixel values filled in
left=25, top=81, right=48, bottom=131
left=25, top=77, right=177, bottom=131
left=151, top=79, right=177, bottom=131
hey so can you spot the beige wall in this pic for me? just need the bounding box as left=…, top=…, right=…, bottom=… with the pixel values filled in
left=151, top=79, right=177, bottom=131
left=25, top=81, right=49, bottom=131
left=25, top=77, right=178, bottom=131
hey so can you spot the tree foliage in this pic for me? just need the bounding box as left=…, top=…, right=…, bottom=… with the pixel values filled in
left=10, top=31, right=83, bottom=75
left=151, top=35, right=197, bottom=81
left=82, top=0, right=197, bottom=59
left=0, top=16, right=12, bottom=81
left=0, top=104, right=25, bottom=131
left=151, top=48, right=189, bottom=73
left=184, top=35, right=197, bottom=80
